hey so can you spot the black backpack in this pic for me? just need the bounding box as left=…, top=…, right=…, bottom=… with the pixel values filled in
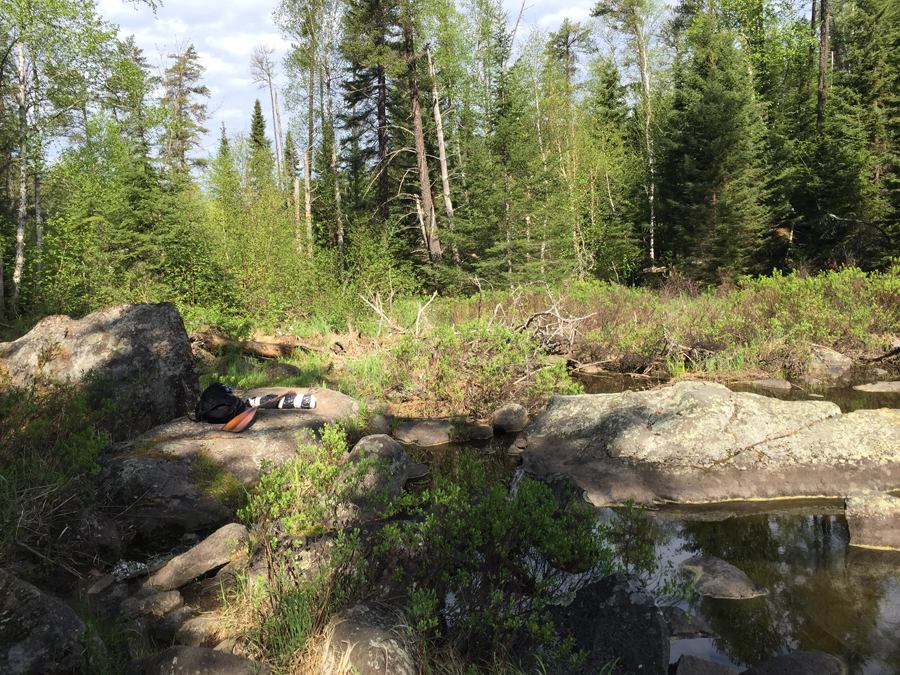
left=194, top=383, right=247, bottom=423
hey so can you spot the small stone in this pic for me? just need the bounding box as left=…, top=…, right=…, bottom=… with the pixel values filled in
left=680, top=555, right=767, bottom=599
left=751, top=379, right=792, bottom=392
left=492, top=402, right=528, bottom=432
left=175, top=616, right=222, bottom=647
left=467, top=424, right=493, bottom=440
left=267, top=362, right=301, bottom=379
left=873, top=367, right=890, bottom=378
left=366, top=413, right=394, bottom=435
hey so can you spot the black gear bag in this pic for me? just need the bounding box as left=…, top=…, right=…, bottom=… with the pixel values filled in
left=194, top=383, right=247, bottom=423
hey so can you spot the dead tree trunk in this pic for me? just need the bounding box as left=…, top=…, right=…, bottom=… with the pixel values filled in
left=427, top=46, right=459, bottom=266
left=324, top=49, right=345, bottom=273
left=12, top=39, right=28, bottom=316
left=816, top=0, right=829, bottom=138
left=305, top=59, right=314, bottom=257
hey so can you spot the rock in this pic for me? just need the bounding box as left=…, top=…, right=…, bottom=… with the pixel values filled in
left=57, top=508, right=123, bottom=565
left=872, top=367, right=890, bottom=378
left=393, top=418, right=453, bottom=446
left=175, top=617, right=221, bottom=647
left=0, top=303, right=198, bottom=435
left=798, top=374, right=824, bottom=386
left=124, top=618, right=152, bottom=660
left=363, top=396, right=391, bottom=414
left=366, top=413, right=395, bottom=435
left=322, top=603, right=417, bottom=675
left=670, top=654, right=738, bottom=675
left=750, top=378, right=792, bottom=392
left=545, top=573, right=669, bottom=675
left=99, top=456, right=230, bottom=541
left=147, top=523, right=250, bottom=591
left=741, top=650, right=842, bottom=675
left=853, top=381, right=900, bottom=393
left=492, top=402, right=528, bottom=432
left=123, top=387, right=359, bottom=485
left=679, top=556, right=767, bottom=599
left=806, top=347, right=855, bottom=385
left=151, top=605, right=197, bottom=643
left=845, top=490, right=900, bottom=550
left=121, top=589, right=184, bottom=619
left=467, top=424, right=494, bottom=440
left=662, top=606, right=716, bottom=640
left=125, top=646, right=270, bottom=675
left=407, top=463, right=429, bottom=482
left=0, top=569, right=86, bottom=674
left=341, top=435, right=412, bottom=517
left=518, top=381, right=900, bottom=505
left=266, top=361, right=301, bottom=379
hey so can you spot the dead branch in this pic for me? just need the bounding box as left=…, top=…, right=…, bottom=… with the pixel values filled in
left=414, top=291, right=439, bottom=338
left=191, top=331, right=323, bottom=359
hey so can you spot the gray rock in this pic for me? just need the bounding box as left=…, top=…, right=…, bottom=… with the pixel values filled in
left=853, top=381, right=900, bottom=393
left=872, top=367, right=890, bottom=378
left=671, top=654, right=738, bottom=675
left=806, top=347, right=855, bottom=385
left=845, top=490, right=900, bottom=550
left=124, top=387, right=359, bottom=485
left=407, top=463, right=429, bottom=482
left=492, top=402, right=528, bottom=432
left=147, top=523, right=250, bottom=591
left=121, top=589, right=184, bottom=619
left=467, top=424, right=494, bottom=440
left=125, top=646, right=270, bottom=675
left=266, top=361, right=301, bottom=379
left=341, top=435, right=412, bottom=516
left=58, top=508, right=123, bottom=565
left=0, top=569, right=86, bottom=674
left=798, top=374, right=824, bottom=386
left=151, top=605, right=197, bottom=644
left=741, top=650, right=842, bottom=675
left=367, top=413, right=395, bottom=435
left=0, top=303, right=198, bottom=435
left=662, top=606, right=717, bottom=640
left=750, top=379, right=792, bottom=391
left=322, top=603, right=417, bottom=675
left=394, top=418, right=453, bottom=446
left=363, top=396, right=392, bottom=414
left=518, top=381, right=900, bottom=505
left=175, top=617, right=221, bottom=647
left=680, top=556, right=767, bottom=599
left=99, top=456, right=230, bottom=540
left=546, top=573, right=669, bottom=675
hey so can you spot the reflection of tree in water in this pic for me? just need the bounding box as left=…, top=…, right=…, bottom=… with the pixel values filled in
left=677, top=514, right=893, bottom=673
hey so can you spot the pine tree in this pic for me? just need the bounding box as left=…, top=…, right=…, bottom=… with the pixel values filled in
left=660, top=12, right=769, bottom=280
left=248, top=99, right=274, bottom=192
left=161, top=43, right=210, bottom=172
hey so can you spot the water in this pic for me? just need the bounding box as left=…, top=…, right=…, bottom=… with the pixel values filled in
left=625, top=504, right=900, bottom=674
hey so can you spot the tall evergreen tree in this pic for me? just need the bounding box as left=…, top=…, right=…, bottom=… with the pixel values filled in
left=161, top=43, right=210, bottom=172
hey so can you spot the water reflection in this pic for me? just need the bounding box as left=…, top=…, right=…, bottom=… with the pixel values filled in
left=640, top=508, right=900, bottom=674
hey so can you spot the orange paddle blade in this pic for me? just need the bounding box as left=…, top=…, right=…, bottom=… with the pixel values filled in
left=222, top=406, right=258, bottom=432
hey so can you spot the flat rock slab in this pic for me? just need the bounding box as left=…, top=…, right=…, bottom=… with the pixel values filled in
left=393, top=418, right=453, bottom=446
left=854, top=381, right=900, bottom=393
left=148, top=523, right=250, bottom=590
left=0, top=569, right=86, bottom=674
left=519, top=381, right=900, bottom=505
left=680, top=556, right=767, bottom=599
left=671, top=654, right=738, bottom=675
left=750, top=379, right=792, bottom=391
left=662, top=606, right=716, bottom=640
left=125, top=387, right=358, bottom=484
left=741, top=650, right=843, bottom=675
left=845, top=490, right=900, bottom=550
left=125, top=646, right=271, bottom=675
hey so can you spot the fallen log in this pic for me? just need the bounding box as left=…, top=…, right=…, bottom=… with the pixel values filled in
left=190, top=331, right=323, bottom=359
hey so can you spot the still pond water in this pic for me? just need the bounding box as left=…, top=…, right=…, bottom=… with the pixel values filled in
left=577, top=374, right=900, bottom=673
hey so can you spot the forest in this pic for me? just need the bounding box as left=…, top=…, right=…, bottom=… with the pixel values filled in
left=0, top=0, right=898, bottom=328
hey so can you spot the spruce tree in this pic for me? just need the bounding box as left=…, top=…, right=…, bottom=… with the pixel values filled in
left=248, top=99, right=274, bottom=192
left=660, top=12, right=769, bottom=280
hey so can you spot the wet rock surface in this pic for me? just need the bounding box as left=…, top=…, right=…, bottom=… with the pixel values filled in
left=519, top=381, right=900, bottom=505
left=750, top=379, right=792, bottom=392
left=741, top=649, right=843, bottom=675
left=122, top=386, right=359, bottom=484
left=853, top=380, right=900, bottom=393
left=662, top=606, right=717, bottom=640
left=0, top=303, right=198, bottom=434
left=147, top=523, right=250, bottom=590
left=669, top=654, right=738, bottom=675
left=0, top=569, right=87, bottom=675
left=322, top=602, right=417, bottom=675
left=680, top=555, right=767, bottom=599
left=546, top=573, right=669, bottom=675
left=845, top=490, right=900, bottom=550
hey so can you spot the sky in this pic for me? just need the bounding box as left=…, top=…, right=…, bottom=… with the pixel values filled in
left=96, top=0, right=596, bottom=154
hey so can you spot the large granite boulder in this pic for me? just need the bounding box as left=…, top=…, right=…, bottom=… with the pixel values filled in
left=99, top=456, right=230, bottom=541
left=0, top=303, right=198, bottom=434
left=845, top=490, right=900, bottom=550
left=322, top=603, right=417, bottom=675
left=545, top=573, right=669, bottom=675
left=147, top=523, right=250, bottom=591
left=0, top=569, right=87, bottom=674
left=806, top=347, right=855, bottom=385
left=519, top=381, right=900, bottom=505
left=120, top=387, right=359, bottom=484
left=341, top=435, right=412, bottom=517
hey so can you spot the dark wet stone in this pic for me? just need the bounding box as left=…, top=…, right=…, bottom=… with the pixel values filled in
left=741, top=650, right=842, bottom=675
left=680, top=556, right=767, bottom=599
